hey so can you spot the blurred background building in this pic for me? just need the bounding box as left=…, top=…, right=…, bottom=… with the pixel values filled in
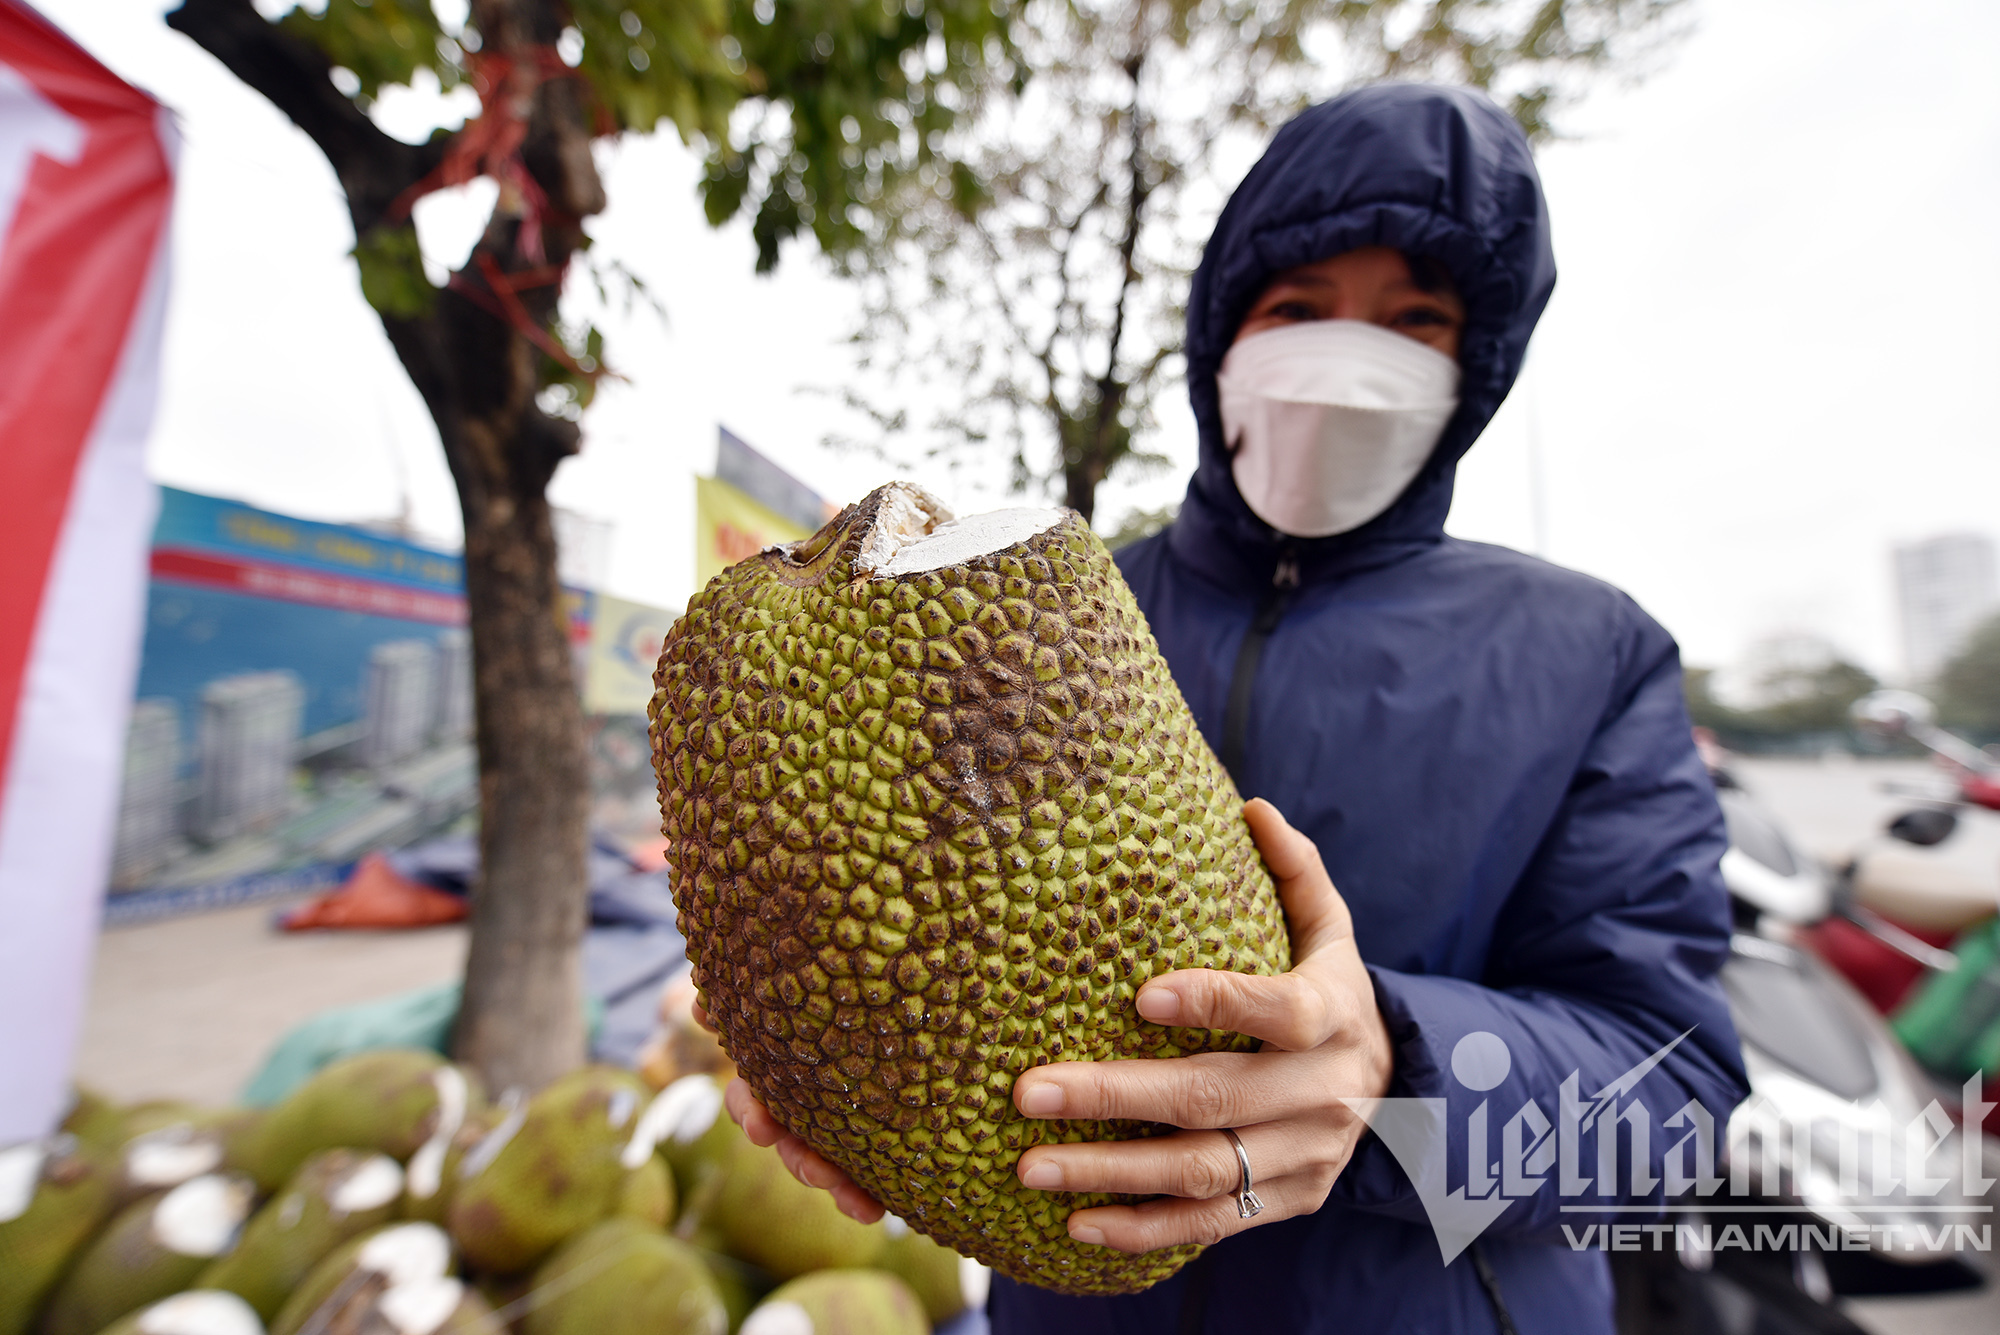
left=105, top=488, right=680, bottom=899
left=1894, top=533, right=1998, bottom=683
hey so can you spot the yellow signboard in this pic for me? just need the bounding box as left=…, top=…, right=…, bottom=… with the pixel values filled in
left=582, top=591, right=682, bottom=716
left=694, top=475, right=813, bottom=590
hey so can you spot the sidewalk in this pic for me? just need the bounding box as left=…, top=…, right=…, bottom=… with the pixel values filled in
left=74, top=897, right=465, bottom=1106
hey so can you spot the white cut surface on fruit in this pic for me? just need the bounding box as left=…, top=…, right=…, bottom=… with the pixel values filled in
left=134, top=1291, right=265, bottom=1335
left=357, top=1222, right=453, bottom=1285
left=960, top=1257, right=991, bottom=1307
left=329, top=1155, right=404, bottom=1213
left=851, top=483, right=953, bottom=576
left=875, top=506, right=1064, bottom=577
left=405, top=1067, right=469, bottom=1201
left=882, top=1213, right=909, bottom=1239
left=378, top=1277, right=465, bottom=1335
left=0, top=1140, right=46, bottom=1223
left=152, top=1174, right=253, bottom=1257
left=650, top=1074, right=725, bottom=1150
left=458, top=1095, right=525, bottom=1180
left=606, top=1085, right=638, bottom=1132
left=127, top=1126, right=225, bottom=1188
left=740, top=1300, right=814, bottom=1335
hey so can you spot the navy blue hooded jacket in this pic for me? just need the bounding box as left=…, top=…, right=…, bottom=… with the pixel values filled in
left=990, top=85, right=1749, bottom=1334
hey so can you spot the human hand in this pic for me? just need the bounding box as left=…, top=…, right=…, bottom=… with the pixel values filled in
left=1009, top=797, right=1394, bottom=1253
left=707, top=797, right=1392, bottom=1242
left=690, top=993, right=886, bottom=1222
left=721, top=1073, right=886, bottom=1223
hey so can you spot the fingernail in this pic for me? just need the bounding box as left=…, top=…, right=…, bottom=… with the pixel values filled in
left=1069, top=1221, right=1106, bottom=1246
left=1019, top=1159, right=1062, bottom=1189
left=1136, top=986, right=1180, bottom=1023
left=1019, top=1083, right=1064, bottom=1117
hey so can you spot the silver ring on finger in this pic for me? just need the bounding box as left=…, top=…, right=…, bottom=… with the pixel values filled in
left=1221, top=1127, right=1264, bottom=1219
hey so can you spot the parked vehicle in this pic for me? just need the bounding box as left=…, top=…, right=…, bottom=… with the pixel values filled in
left=1852, top=691, right=2000, bottom=817
left=1612, top=750, right=1991, bottom=1334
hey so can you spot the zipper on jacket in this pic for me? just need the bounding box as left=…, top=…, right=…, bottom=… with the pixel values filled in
left=1219, top=549, right=1299, bottom=789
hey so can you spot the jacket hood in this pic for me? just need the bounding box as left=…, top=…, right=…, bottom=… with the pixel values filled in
left=1174, top=83, right=1556, bottom=583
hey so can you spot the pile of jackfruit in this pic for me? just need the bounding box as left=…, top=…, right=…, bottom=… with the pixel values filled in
left=0, top=1048, right=984, bottom=1335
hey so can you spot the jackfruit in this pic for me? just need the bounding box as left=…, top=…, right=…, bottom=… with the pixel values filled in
left=40, top=1174, right=255, bottom=1335
left=403, top=1100, right=500, bottom=1227
left=271, top=1222, right=498, bottom=1335
left=708, top=1138, right=884, bottom=1280
left=94, top=1292, right=263, bottom=1335
left=648, top=483, right=1290, bottom=1293
left=877, top=1217, right=986, bottom=1325
left=113, top=1119, right=234, bottom=1207
left=0, top=1136, right=118, bottom=1335
left=447, top=1066, right=650, bottom=1274
left=639, top=971, right=738, bottom=1091
left=649, top=1076, right=737, bottom=1232
left=244, top=1051, right=478, bottom=1193
left=738, top=1271, right=926, bottom=1335
left=522, top=1219, right=728, bottom=1335
left=58, top=1088, right=127, bottom=1151
left=618, top=1153, right=676, bottom=1227
left=692, top=1248, right=761, bottom=1334
left=197, top=1149, right=404, bottom=1320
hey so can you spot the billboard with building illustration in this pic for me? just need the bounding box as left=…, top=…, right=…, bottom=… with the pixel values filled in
left=110, top=488, right=676, bottom=907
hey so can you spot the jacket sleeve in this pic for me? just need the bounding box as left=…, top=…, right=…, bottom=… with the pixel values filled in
left=1328, top=609, right=1751, bottom=1236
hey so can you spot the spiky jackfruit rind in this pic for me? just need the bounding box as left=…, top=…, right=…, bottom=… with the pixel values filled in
left=649, top=486, right=1291, bottom=1295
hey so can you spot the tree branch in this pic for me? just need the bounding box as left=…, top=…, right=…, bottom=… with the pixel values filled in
left=167, top=0, right=444, bottom=231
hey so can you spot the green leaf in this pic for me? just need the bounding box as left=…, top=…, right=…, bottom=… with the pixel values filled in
left=351, top=223, right=436, bottom=318
left=279, top=0, right=459, bottom=101
left=569, top=0, right=742, bottom=140
left=699, top=0, right=1023, bottom=266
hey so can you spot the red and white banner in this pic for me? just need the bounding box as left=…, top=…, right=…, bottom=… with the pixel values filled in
left=0, top=2, right=174, bottom=1143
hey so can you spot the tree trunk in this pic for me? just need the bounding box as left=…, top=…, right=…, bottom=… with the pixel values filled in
left=169, top=0, right=599, bottom=1093
left=450, top=442, right=590, bottom=1092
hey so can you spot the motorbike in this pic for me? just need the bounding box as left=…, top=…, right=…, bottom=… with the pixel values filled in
left=1851, top=690, right=2000, bottom=818
left=1612, top=747, right=1993, bottom=1335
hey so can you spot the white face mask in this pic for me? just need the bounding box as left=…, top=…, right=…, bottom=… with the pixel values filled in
left=1218, top=320, right=1460, bottom=538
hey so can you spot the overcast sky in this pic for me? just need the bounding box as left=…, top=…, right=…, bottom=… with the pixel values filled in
left=36, top=0, right=2000, bottom=679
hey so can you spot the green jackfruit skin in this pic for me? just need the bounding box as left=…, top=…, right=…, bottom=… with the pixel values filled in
left=447, top=1066, right=649, bottom=1275
left=746, top=1270, right=927, bottom=1335
left=245, top=1049, right=470, bottom=1193
left=93, top=1293, right=262, bottom=1335
left=36, top=1180, right=248, bottom=1335
left=0, top=1139, right=117, bottom=1335
left=649, top=487, right=1291, bottom=1294
left=57, top=1089, right=126, bottom=1151
left=618, top=1153, right=676, bottom=1228
left=659, top=1079, right=742, bottom=1225
left=196, top=1149, right=401, bottom=1320
left=403, top=1104, right=498, bottom=1226
left=710, top=1139, right=884, bottom=1280
left=268, top=1231, right=374, bottom=1335
left=523, top=1219, right=728, bottom=1335
left=879, top=1225, right=971, bottom=1324
left=691, top=1247, right=762, bottom=1334
left=270, top=1226, right=498, bottom=1335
